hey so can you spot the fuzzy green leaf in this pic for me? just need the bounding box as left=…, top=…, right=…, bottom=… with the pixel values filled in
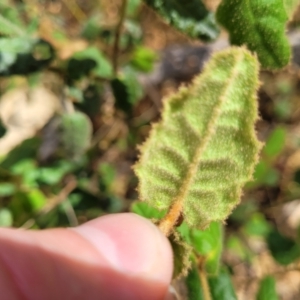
left=61, top=111, right=92, bottom=160
left=216, top=0, right=291, bottom=69
left=134, top=47, right=261, bottom=229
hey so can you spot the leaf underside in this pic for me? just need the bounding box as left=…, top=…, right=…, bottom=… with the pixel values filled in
left=216, top=0, right=291, bottom=70
left=134, top=47, right=261, bottom=229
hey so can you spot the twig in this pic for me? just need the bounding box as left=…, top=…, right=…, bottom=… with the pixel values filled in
left=112, top=0, right=128, bottom=76
left=20, top=177, right=77, bottom=229
left=62, top=200, right=79, bottom=227
left=40, top=177, right=77, bottom=215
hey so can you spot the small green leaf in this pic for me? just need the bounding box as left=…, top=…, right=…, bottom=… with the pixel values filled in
left=267, top=229, right=300, bottom=265
left=61, top=111, right=92, bottom=160
left=72, top=47, right=113, bottom=78
left=135, top=47, right=261, bottom=229
left=243, top=213, right=272, bottom=237
left=216, top=0, right=291, bottom=69
left=178, top=222, right=223, bottom=275
left=131, top=202, right=166, bottom=219
left=144, top=0, right=219, bottom=41
left=208, top=268, right=237, bottom=300
left=98, top=162, right=116, bottom=191
left=0, top=5, right=26, bottom=36
left=111, top=67, right=144, bottom=112
left=0, top=208, right=13, bottom=227
left=0, top=182, right=16, bottom=197
left=263, top=127, right=286, bottom=159
left=257, top=276, right=279, bottom=300
left=130, top=46, right=157, bottom=72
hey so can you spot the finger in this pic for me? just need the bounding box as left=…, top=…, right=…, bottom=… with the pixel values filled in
left=0, top=213, right=173, bottom=300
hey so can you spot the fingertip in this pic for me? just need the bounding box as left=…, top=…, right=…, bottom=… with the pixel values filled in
left=74, top=213, right=173, bottom=284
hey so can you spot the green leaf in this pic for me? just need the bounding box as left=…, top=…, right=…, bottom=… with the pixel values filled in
left=72, top=47, right=113, bottom=78
left=178, top=222, right=223, bottom=275
left=0, top=208, right=13, bottom=227
left=0, top=38, right=54, bottom=75
left=130, top=46, right=157, bottom=72
left=144, top=0, right=219, bottom=41
left=134, top=47, right=261, bottom=229
left=283, top=0, right=300, bottom=18
left=243, top=213, right=272, bottom=237
left=209, top=268, right=237, bottom=300
left=111, top=67, right=144, bottom=112
left=256, top=276, right=279, bottom=300
left=0, top=5, right=26, bottom=36
left=263, top=127, right=286, bottom=159
left=0, top=182, right=16, bottom=197
left=131, top=202, right=166, bottom=219
left=216, top=0, right=291, bottom=69
left=267, top=228, right=300, bottom=265
left=185, top=262, right=204, bottom=300
left=98, top=162, right=116, bottom=191
left=61, top=111, right=92, bottom=160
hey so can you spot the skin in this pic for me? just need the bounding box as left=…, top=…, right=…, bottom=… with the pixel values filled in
left=0, top=213, right=174, bottom=300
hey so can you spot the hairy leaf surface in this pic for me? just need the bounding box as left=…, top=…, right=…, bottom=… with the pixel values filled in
left=61, top=111, right=92, bottom=160
left=135, top=47, right=261, bottom=229
left=216, top=0, right=290, bottom=69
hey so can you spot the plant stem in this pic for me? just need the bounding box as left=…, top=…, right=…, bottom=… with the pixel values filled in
left=112, top=0, right=128, bottom=76
left=158, top=201, right=182, bottom=237
left=198, top=258, right=212, bottom=300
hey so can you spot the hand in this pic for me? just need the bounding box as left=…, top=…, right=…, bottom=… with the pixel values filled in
left=0, top=213, right=174, bottom=300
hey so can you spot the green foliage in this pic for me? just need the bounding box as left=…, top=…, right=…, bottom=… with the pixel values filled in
left=130, top=46, right=157, bottom=72
left=178, top=222, right=223, bottom=275
left=135, top=47, right=261, bottom=229
left=69, top=47, right=113, bottom=79
left=185, top=263, right=204, bottom=300
left=208, top=268, right=237, bottom=300
left=111, top=67, right=144, bottom=112
left=216, top=0, right=291, bottom=69
left=267, top=228, right=300, bottom=265
left=263, top=127, right=286, bottom=159
left=248, top=126, right=286, bottom=188
left=0, top=38, right=54, bottom=75
left=131, top=201, right=166, bottom=219
left=256, top=276, right=279, bottom=300
left=0, top=208, right=13, bottom=227
left=61, top=111, right=92, bottom=161
left=144, top=0, right=219, bottom=40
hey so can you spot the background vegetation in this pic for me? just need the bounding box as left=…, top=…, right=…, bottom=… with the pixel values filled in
left=1, top=0, right=300, bottom=299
